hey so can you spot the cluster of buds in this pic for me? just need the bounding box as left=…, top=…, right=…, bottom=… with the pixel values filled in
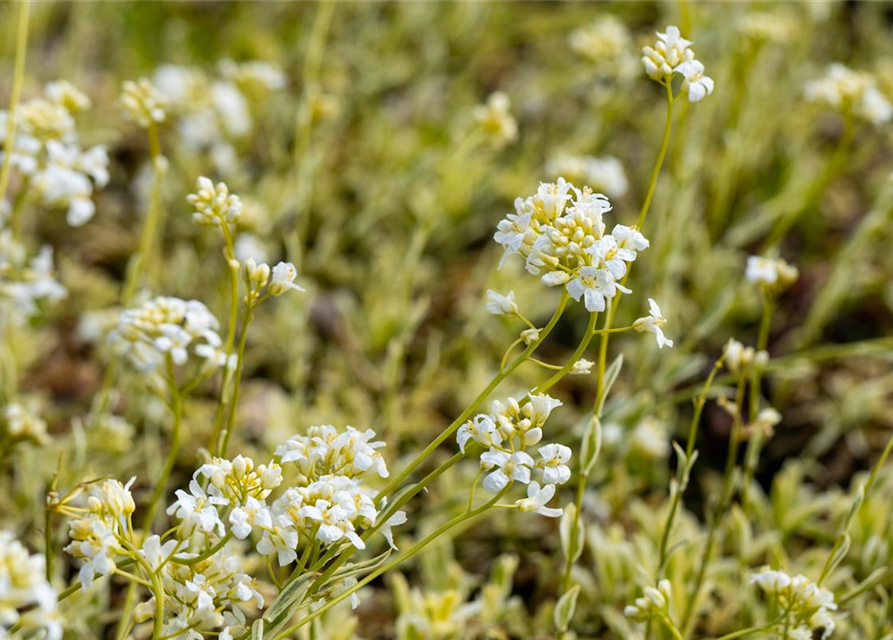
left=494, top=179, right=648, bottom=313
left=0, top=80, right=109, bottom=226
left=244, top=258, right=305, bottom=300
left=1, top=401, right=50, bottom=450
left=458, top=393, right=569, bottom=517
left=724, top=338, right=769, bottom=375
left=750, top=568, right=837, bottom=639
left=624, top=579, right=674, bottom=623
left=187, top=176, right=243, bottom=227
left=120, top=78, right=167, bottom=127
left=746, top=254, right=799, bottom=295
left=641, top=26, right=714, bottom=102
left=805, top=63, right=893, bottom=126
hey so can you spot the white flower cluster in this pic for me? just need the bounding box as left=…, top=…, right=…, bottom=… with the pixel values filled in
left=724, top=338, right=769, bottom=375
left=152, top=60, right=285, bottom=174
left=245, top=258, right=305, bottom=297
left=458, top=394, right=568, bottom=517
left=187, top=176, right=243, bottom=227
left=624, top=579, right=673, bottom=623
left=63, top=477, right=136, bottom=588
left=134, top=537, right=262, bottom=640
left=0, top=81, right=109, bottom=226
left=473, top=92, right=518, bottom=148
left=569, top=15, right=637, bottom=79
left=546, top=153, right=629, bottom=198
left=751, top=568, right=837, bottom=639
left=0, top=233, right=66, bottom=317
left=0, top=531, right=60, bottom=640
left=641, top=26, right=714, bottom=102
left=120, top=78, right=168, bottom=127
left=494, top=178, right=648, bottom=313
left=805, top=63, right=893, bottom=126
left=2, top=401, right=50, bottom=448
left=745, top=255, right=799, bottom=293
left=109, top=296, right=230, bottom=378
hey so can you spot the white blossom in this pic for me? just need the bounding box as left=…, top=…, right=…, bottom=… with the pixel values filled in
left=633, top=298, right=674, bottom=349
left=515, top=482, right=563, bottom=518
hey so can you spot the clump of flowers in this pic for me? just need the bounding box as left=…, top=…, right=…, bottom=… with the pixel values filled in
left=0, top=233, right=66, bottom=316
left=187, top=176, right=243, bottom=227
left=494, top=178, right=648, bottom=313
left=641, top=26, right=714, bottom=102
left=0, top=531, right=60, bottom=639
left=458, top=393, right=568, bottom=517
left=1, top=401, right=50, bottom=450
left=120, top=78, right=168, bottom=127
left=746, top=255, right=799, bottom=294
left=108, top=296, right=229, bottom=380
left=724, top=337, right=769, bottom=374
left=473, top=92, right=518, bottom=148
left=545, top=153, right=629, bottom=198
left=0, top=80, right=109, bottom=226
left=751, top=568, right=838, bottom=638
left=805, top=63, right=893, bottom=126
left=569, top=15, right=637, bottom=79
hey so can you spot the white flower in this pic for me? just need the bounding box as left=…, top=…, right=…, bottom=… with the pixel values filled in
left=473, top=92, right=517, bottom=147
left=642, top=26, right=694, bottom=82
left=676, top=60, right=714, bottom=102
left=745, top=255, right=799, bottom=290
left=377, top=510, right=408, bottom=551
left=480, top=449, right=534, bottom=493
left=457, top=414, right=502, bottom=453
left=515, top=481, right=562, bottom=517
left=229, top=498, right=272, bottom=540
left=538, top=443, right=572, bottom=485
left=566, top=265, right=630, bottom=312
left=269, top=261, right=305, bottom=296
left=139, top=535, right=178, bottom=571
left=486, top=289, right=518, bottom=316
left=806, top=63, right=893, bottom=126
left=624, top=579, right=673, bottom=622
left=256, top=515, right=299, bottom=566
left=633, top=298, right=674, bottom=349
left=166, top=480, right=227, bottom=536
left=571, top=359, right=594, bottom=375
left=520, top=327, right=540, bottom=345
left=300, top=500, right=365, bottom=550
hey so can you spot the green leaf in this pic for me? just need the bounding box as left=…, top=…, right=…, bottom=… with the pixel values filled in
left=251, top=619, right=264, bottom=640
left=560, top=504, right=584, bottom=565
left=596, top=354, right=623, bottom=416
left=580, top=416, right=602, bottom=477
left=554, top=584, right=580, bottom=632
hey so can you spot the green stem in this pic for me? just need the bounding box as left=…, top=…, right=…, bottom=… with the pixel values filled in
left=0, top=0, right=30, bottom=214
left=656, top=354, right=725, bottom=576
left=141, top=358, right=183, bottom=530
left=637, top=82, right=676, bottom=229
left=209, top=225, right=240, bottom=455
left=121, top=122, right=164, bottom=306
left=220, top=298, right=255, bottom=456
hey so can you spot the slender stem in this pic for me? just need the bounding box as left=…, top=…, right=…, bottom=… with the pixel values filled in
left=656, top=354, right=725, bottom=576
left=121, top=123, right=165, bottom=306
left=637, top=82, right=676, bottom=229
left=220, top=298, right=255, bottom=456
left=141, top=358, right=183, bottom=530
left=172, top=532, right=233, bottom=566
left=741, top=298, right=775, bottom=512
left=682, top=376, right=748, bottom=633
left=209, top=225, right=241, bottom=454
left=152, top=573, right=166, bottom=638
left=272, top=488, right=508, bottom=640
left=0, top=0, right=30, bottom=216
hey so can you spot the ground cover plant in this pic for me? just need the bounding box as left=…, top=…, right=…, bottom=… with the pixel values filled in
left=3, top=2, right=893, bottom=639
